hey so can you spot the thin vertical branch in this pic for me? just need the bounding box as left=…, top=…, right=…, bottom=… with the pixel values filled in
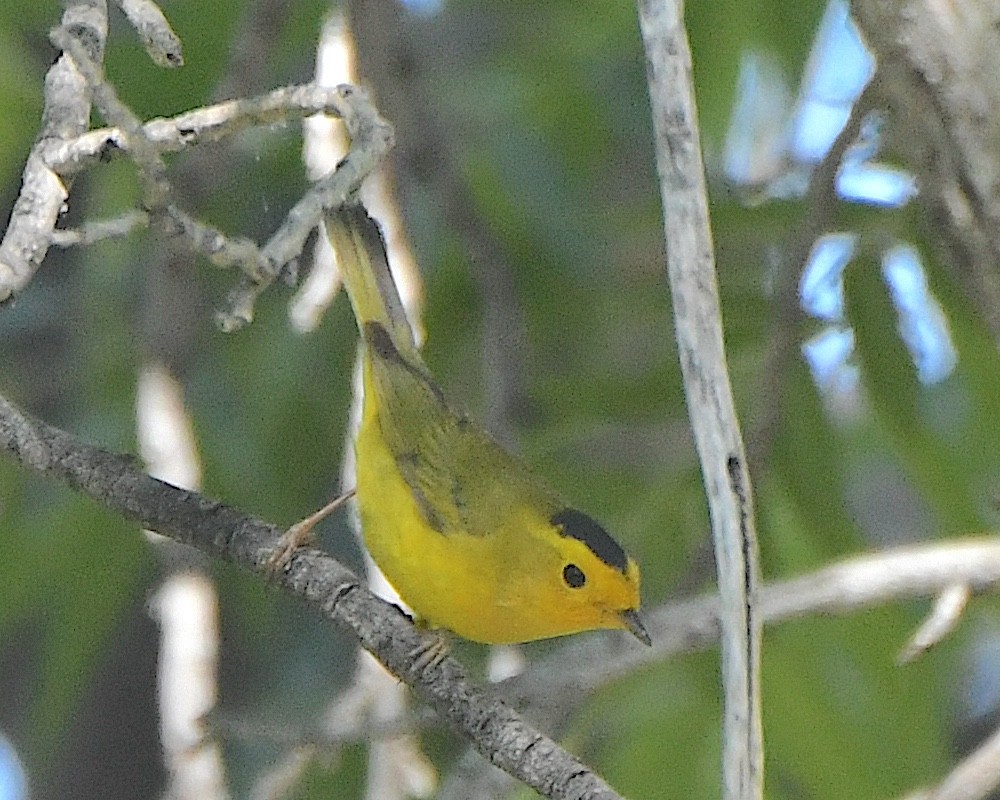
left=636, top=2, right=764, bottom=799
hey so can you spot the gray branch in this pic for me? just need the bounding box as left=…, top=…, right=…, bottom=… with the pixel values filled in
left=852, top=0, right=1000, bottom=345
left=0, top=0, right=108, bottom=303
left=636, top=1, right=764, bottom=798
left=115, top=0, right=183, bottom=67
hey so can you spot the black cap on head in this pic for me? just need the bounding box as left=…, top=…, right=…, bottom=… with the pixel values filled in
left=551, top=508, right=629, bottom=574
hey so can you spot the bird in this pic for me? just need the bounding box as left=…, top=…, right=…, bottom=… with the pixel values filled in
left=281, top=202, right=649, bottom=646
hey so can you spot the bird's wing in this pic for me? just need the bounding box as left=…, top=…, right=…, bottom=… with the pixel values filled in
left=364, top=321, right=553, bottom=538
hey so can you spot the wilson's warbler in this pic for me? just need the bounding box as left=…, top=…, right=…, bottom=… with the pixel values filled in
left=323, top=204, right=649, bottom=645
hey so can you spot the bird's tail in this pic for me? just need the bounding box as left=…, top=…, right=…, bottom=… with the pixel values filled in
left=324, top=203, right=416, bottom=354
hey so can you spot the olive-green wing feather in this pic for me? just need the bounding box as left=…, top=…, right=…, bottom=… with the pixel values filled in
left=363, top=321, right=558, bottom=537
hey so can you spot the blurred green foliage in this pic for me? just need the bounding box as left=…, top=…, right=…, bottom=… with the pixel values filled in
left=0, top=0, right=995, bottom=798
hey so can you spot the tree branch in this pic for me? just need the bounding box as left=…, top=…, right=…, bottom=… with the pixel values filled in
left=851, top=0, right=1000, bottom=345
left=217, top=83, right=394, bottom=330
left=0, top=64, right=385, bottom=310
left=46, top=83, right=365, bottom=175
left=0, top=391, right=628, bottom=800
left=115, top=0, right=183, bottom=68
left=0, top=0, right=108, bottom=303
left=637, top=1, right=763, bottom=798
left=901, top=715, right=1000, bottom=800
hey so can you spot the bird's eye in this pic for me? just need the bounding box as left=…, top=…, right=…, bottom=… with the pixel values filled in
left=563, top=563, right=586, bottom=588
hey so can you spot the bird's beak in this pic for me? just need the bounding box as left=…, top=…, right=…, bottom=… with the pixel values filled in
left=620, top=609, right=652, bottom=646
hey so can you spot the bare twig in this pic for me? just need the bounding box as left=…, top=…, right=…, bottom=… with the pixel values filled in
left=217, top=84, right=394, bottom=330
left=50, top=25, right=173, bottom=210
left=672, top=66, right=885, bottom=619
left=115, top=0, right=183, bottom=67
left=637, top=2, right=763, bottom=798
left=50, top=211, right=149, bottom=247
left=2, top=74, right=371, bottom=306
left=4, top=53, right=392, bottom=325
left=0, top=392, right=628, bottom=800
left=47, top=83, right=365, bottom=175
left=897, top=582, right=971, bottom=664
left=0, top=1, right=108, bottom=303
left=290, top=13, right=354, bottom=334
left=52, top=24, right=277, bottom=286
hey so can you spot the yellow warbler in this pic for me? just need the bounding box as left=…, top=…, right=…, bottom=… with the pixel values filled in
left=324, top=204, right=648, bottom=645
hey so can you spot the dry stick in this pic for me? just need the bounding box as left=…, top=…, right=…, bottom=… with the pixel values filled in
left=114, top=0, right=183, bottom=67
left=637, top=2, right=763, bottom=800
left=50, top=27, right=173, bottom=207
left=18, top=68, right=391, bottom=327
left=37, top=82, right=366, bottom=264
left=0, top=0, right=108, bottom=303
left=50, top=211, right=149, bottom=247
left=46, top=83, right=366, bottom=174
left=217, top=84, right=394, bottom=330
left=673, top=76, right=884, bottom=618
left=51, top=25, right=274, bottom=284
left=20, top=22, right=370, bottom=303
left=0, top=393, right=627, bottom=800
left=897, top=582, right=971, bottom=665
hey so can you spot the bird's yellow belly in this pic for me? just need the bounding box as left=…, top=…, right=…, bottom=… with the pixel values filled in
left=354, top=406, right=552, bottom=643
